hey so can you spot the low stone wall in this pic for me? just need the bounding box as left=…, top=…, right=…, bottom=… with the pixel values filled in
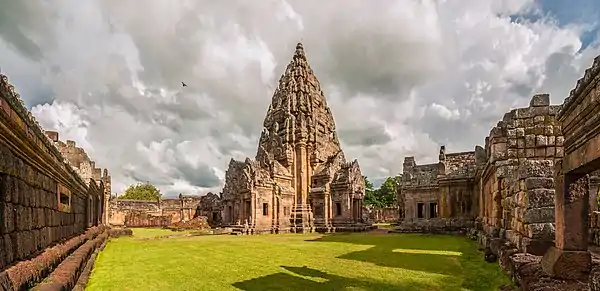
left=368, top=207, right=399, bottom=223
left=124, top=212, right=171, bottom=228
left=394, top=217, right=474, bottom=234
left=108, top=196, right=211, bottom=227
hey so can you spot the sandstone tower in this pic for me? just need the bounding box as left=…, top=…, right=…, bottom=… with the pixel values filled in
left=221, top=43, right=368, bottom=234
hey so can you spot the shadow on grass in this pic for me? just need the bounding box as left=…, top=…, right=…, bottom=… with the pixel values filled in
left=307, top=233, right=463, bottom=275
left=303, top=232, right=510, bottom=291
left=232, top=265, right=434, bottom=291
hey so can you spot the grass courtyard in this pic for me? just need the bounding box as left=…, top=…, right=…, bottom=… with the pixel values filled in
left=86, top=229, right=511, bottom=291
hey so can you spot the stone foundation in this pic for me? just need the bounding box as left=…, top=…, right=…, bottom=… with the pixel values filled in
left=496, top=242, right=592, bottom=290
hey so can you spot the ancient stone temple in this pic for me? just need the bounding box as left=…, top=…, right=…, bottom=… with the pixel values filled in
left=221, top=43, right=368, bottom=234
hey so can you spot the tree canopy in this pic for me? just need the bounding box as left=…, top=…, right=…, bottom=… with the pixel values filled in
left=119, top=182, right=162, bottom=200
left=363, top=176, right=399, bottom=208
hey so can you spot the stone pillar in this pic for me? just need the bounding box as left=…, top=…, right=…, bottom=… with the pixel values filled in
left=290, top=133, right=314, bottom=232
left=251, top=194, right=256, bottom=227
left=542, top=161, right=591, bottom=280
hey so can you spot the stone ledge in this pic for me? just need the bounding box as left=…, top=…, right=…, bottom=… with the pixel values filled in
left=0, top=226, right=105, bottom=290
left=33, top=230, right=109, bottom=290
left=73, top=238, right=108, bottom=291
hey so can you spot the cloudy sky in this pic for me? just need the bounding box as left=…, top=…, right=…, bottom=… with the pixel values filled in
left=1, top=0, right=599, bottom=196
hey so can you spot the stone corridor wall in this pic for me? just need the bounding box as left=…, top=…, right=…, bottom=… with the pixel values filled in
left=0, top=72, right=112, bottom=289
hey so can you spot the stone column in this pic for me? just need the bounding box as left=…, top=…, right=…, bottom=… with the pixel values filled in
left=542, top=161, right=591, bottom=280
left=251, top=194, right=256, bottom=228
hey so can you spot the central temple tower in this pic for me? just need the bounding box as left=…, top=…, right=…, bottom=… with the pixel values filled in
left=221, top=43, right=367, bottom=234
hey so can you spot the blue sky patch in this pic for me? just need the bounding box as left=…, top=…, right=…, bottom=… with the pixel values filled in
left=510, top=0, right=600, bottom=49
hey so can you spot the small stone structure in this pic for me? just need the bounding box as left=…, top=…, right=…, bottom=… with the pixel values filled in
left=195, top=192, right=223, bottom=227
left=221, top=43, right=371, bottom=234
left=0, top=71, right=112, bottom=289
left=397, top=147, right=478, bottom=231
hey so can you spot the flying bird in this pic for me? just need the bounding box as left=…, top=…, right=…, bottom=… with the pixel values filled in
left=182, top=82, right=187, bottom=87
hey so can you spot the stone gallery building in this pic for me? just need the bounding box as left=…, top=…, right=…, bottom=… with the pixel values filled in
left=399, top=146, right=479, bottom=224
left=221, top=43, right=368, bottom=234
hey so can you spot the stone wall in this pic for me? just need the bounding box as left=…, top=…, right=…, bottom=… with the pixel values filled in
left=124, top=212, right=171, bottom=228
left=476, top=94, right=562, bottom=256
left=0, top=72, right=110, bottom=288
left=108, top=194, right=219, bottom=227
left=504, top=160, right=556, bottom=255
left=367, top=207, right=399, bottom=223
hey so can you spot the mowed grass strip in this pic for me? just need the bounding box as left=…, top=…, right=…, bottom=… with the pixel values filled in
left=86, top=229, right=511, bottom=291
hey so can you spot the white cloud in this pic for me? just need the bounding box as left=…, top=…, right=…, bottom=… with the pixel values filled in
left=1, top=0, right=599, bottom=195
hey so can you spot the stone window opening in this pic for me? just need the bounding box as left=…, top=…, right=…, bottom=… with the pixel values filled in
left=335, top=202, right=342, bottom=216
left=417, top=203, right=425, bottom=219
left=283, top=206, right=289, bottom=216
left=57, top=185, right=71, bottom=213
left=429, top=202, right=438, bottom=218
left=262, top=203, right=268, bottom=216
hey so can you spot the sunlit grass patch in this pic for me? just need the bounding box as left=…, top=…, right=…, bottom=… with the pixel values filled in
left=87, top=231, right=511, bottom=291
left=392, top=248, right=462, bottom=256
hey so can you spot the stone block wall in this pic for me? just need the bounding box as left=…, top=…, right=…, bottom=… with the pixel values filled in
left=0, top=146, right=87, bottom=269
left=477, top=94, right=563, bottom=255
left=504, top=160, right=556, bottom=255
left=0, top=71, right=108, bottom=284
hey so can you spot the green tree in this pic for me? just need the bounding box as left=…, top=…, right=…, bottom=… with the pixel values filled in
left=377, top=176, right=399, bottom=207
left=363, top=176, right=383, bottom=208
left=120, top=182, right=162, bottom=200
left=363, top=176, right=399, bottom=208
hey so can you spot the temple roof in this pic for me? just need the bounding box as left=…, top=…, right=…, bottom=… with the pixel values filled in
left=259, top=42, right=342, bottom=163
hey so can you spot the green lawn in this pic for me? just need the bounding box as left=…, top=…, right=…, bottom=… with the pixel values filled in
left=86, top=229, right=511, bottom=291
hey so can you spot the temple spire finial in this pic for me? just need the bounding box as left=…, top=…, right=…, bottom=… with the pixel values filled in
left=295, top=42, right=304, bottom=55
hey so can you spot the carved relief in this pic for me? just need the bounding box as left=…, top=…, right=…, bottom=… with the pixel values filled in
left=568, top=175, right=590, bottom=204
